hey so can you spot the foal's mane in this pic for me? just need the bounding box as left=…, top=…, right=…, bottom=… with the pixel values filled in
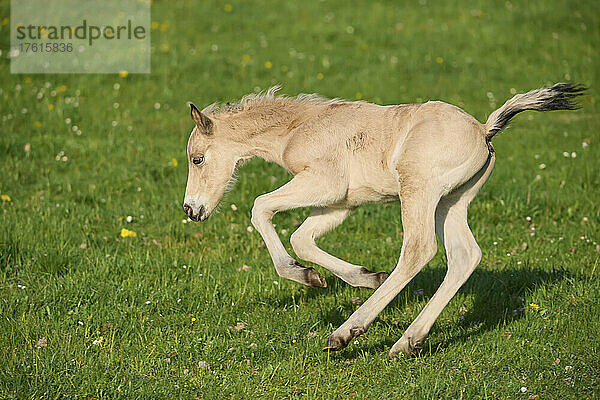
left=202, top=86, right=343, bottom=115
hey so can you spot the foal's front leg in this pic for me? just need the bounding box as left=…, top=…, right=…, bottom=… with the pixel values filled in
left=290, top=207, right=388, bottom=289
left=250, top=172, right=347, bottom=287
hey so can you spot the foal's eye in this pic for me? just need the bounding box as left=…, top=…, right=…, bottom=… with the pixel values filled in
left=192, top=156, right=204, bottom=165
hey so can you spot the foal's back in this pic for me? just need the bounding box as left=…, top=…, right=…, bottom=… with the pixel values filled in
left=282, top=100, right=488, bottom=206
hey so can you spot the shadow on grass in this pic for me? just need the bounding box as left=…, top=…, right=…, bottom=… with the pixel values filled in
left=267, top=262, right=572, bottom=358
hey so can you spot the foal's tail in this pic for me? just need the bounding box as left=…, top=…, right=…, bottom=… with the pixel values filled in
left=485, top=83, right=586, bottom=139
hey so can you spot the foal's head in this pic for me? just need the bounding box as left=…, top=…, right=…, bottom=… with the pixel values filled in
left=183, top=104, right=240, bottom=221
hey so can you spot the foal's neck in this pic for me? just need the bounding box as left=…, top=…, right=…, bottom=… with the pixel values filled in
left=219, top=100, right=311, bottom=166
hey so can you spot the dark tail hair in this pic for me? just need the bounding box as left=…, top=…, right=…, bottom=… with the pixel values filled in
left=485, top=83, right=586, bottom=139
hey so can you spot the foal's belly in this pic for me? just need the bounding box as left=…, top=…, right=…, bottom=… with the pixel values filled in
left=345, top=187, right=398, bottom=206
left=345, top=173, right=399, bottom=206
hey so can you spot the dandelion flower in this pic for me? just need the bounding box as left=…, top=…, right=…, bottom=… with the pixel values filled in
left=317, top=72, right=324, bottom=80
left=224, top=4, right=233, bottom=12
left=264, top=61, right=273, bottom=69
left=529, top=302, right=540, bottom=311
left=171, top=158, right=177, bottom=167
left=1, top=194, right=11, bottom=202
left=34, top=121, right=42, bottom=128
left=119, top=70, right=128, bottom=78
left=120, top=228, right=137, bottom=238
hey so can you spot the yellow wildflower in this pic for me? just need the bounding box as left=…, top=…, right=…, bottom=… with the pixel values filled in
left=529, top=302, right=540, bottom=311
left=317, top=72, right=324, bottom=80
left=355, top=92, right=362, bottom=100
left=120, top=228, right=137, bottom=238
left=436, top=57, right=444, bottom=64
left=151, top=21, right=159, bottom=30
left=1, top=194, right=11, bottom=202
left=48, top=104, right=54, bottom=111
left=224, top=4, right=233, bottom=12
left=34, top=121, right=42, bottom=128
left=264, top=61, right=272, bottom=69
left=2, top=17, right=9, bottom=26
left=25, top=77, right=32, bottom=84
left=171, top=158, right=178, bottom=167
left=57, top=85, right=67, bottom=92
left=191, top=317, right=196, bottom=322
left=119, top=70, right=128, bottom=78
left=242, top=54, right=251, bottom=63
left=281, top=65, right=288, bottom=72
left=159, top=23, right=169, bottom=32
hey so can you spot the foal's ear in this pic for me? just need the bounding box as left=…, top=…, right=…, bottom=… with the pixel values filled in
left=189, top=103, right=213, bottom=134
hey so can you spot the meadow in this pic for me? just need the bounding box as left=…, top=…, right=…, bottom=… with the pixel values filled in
left=1, top=0, right=599, bottom=398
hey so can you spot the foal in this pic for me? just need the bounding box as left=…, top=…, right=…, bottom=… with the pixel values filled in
left=183, top=84, right=585, bottom=357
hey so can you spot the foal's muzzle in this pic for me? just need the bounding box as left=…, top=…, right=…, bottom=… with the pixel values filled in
left=183, top=203, right=206, bottom=222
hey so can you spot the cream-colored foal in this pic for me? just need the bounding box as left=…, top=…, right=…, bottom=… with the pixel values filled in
left=183, top=83, right=585, bottom=357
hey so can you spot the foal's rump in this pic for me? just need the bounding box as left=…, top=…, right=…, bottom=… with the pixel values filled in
left=394, top=101, right=491, bottom=196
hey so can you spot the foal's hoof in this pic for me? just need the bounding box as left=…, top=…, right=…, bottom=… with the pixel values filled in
left=304, top=266, right=327, bottom=288
left=323, top=335, right=347, bottom=352
left=323, top=326, right=365, bottom=352
left=358, top=268, right=389, bottom=289
left=388, top=335, right=423, bottom=359
left=281, top=260, right=327, bottom=288
left=375, top=272, right=389, bottom=288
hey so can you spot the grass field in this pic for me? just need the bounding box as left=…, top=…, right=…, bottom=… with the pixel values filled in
left=1, top=0, right=599, bottom=398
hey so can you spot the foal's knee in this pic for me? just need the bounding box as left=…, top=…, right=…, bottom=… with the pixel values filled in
left=290, top=228, right=314, bottom=261
left=251, top=195, right=271, bottom=229
left=447, top=242, right=482, bottom=280
left=450, top=244, right=482, bottom=269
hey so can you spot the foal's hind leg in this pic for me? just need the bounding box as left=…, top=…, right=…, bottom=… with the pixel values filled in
left=389, top=154, right=495, bottom=358
left=325, top=185, right=441, bottom=351
left=290, top=207, right=388, bottom=289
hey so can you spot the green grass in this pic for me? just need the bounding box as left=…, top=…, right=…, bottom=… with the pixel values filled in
left=1, top=0, right=599, bottom=398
